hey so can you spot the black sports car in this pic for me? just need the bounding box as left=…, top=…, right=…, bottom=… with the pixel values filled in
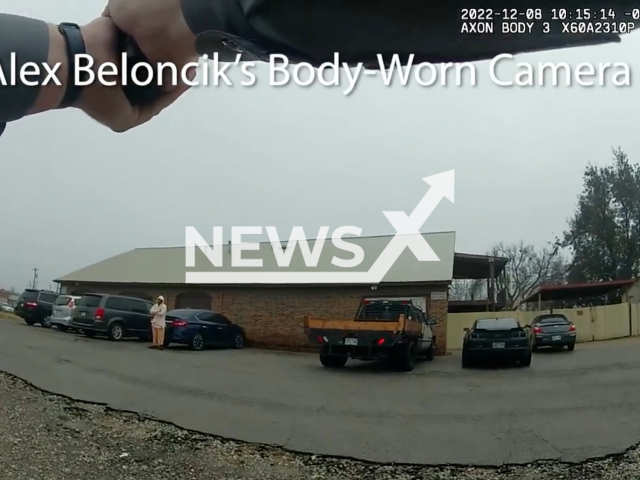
left=462, top=317, right=532, bottom=368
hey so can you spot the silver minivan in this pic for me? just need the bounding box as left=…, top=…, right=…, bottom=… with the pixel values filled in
left=50, top=295, right=82, bottom=331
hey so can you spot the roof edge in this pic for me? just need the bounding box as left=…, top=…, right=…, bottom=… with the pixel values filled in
left=132, top=230, right=458, bottom=250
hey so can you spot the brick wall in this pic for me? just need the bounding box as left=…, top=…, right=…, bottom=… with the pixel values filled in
left=61, top=282, right=450, bottom=354
left=427, top=296, right=448, bottom=355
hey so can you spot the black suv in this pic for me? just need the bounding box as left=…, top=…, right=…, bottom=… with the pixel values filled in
left=14, top=289, right=59, bottom=327
left=70, top=294, right=155, bottom=341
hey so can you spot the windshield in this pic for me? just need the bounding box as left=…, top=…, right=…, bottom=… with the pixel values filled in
left=475, top=319, right=519, bottom=330
left=18, top=290, right=38, bottom=302
left=77, top=295, right=102, bottom=308
left=539, top=316, right=569, bottom=324
left=54, top=296, right=71, bottom=306
left=357, top=301, right=412, bottom=320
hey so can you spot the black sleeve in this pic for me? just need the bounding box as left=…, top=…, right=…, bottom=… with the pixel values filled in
left=0, top=14, right=50, bottom=124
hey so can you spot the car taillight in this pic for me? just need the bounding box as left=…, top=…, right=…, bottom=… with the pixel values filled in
left=569, top=324, right=576, bottom=331
left=95, top=307, right=105, bottom=320
left=172, top=320, right=188, bottom=327
left=25, top=302, right=37, bottom=308
left=533, top=326, right=542, bottom=333
left=376, top=338, right=385, bottom=345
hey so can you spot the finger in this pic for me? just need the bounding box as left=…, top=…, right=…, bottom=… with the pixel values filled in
left=102, top=4, right=110, bottom=16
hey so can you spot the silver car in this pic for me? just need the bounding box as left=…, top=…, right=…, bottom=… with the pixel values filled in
left=50, top=295, right=82, bottom=331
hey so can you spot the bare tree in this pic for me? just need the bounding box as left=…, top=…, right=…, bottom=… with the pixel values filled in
left=449, top=278, right=487, bottom=301
left=491, top=241, right=566, bottom=309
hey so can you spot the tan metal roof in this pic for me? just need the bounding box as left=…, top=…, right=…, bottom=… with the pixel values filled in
left=55, top=232, right=456, bottom=285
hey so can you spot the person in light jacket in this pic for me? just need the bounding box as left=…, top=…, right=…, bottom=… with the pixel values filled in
left=149, top=296, right=167, bottom=350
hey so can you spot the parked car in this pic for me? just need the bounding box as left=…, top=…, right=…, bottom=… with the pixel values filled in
left=0, top=302, right=13, bottom=312
left=14, top=289, right=59, bottom=327
left=70, top=293, right=155, bottom=341
left=49, top=295, right=82, bottom=332
left=530, top=314, right=576, bottom=351
left=304, top=298, right=436, bottom=371
left=462, top=317, right=532, bottom=368
left=163, top=309, right=245, bottom=351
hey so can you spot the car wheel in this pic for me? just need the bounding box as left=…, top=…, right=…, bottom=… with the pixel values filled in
left=462, top=350, right=473, bottom=368
left=520, top=351, right=532, bottom=367
left=424, top=342, right=435, bottom=361
left=233, top=333, right=244, bottom=349
left=394, top=342, right=416, bottom=372
left=41, top=317, right=52, bottom=328
left=319, top=354, right=348, bottom=368
left=107, top=322, right=124, bottom=341
left=84, top=330, right=95, bottom=338
left=57, top=325, right=68, bottom=333
left=567, top=342, right=575, bottom=351
left=24, top=318, right=36, bottom=326
left=190, top=333, right=205, bottom=351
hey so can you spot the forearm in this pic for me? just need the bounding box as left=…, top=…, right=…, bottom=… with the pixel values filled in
left=0, top=14, right=68, bottom=124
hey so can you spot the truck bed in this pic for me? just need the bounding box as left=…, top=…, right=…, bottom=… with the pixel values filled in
left=303, top=315, right=422, bottom=335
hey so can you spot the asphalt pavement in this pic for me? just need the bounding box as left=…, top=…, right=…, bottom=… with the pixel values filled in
left=0, top=318, right=639, bottom=466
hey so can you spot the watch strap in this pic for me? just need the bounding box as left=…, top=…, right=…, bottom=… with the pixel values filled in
left=57, top=22, right=88, bottom=108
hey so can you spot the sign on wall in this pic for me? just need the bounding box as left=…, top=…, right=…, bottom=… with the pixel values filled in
left=431, top=291, right=447, bottom=300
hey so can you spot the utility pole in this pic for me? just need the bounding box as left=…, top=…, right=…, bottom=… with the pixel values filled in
left=31, top=268, right=38, bottom=289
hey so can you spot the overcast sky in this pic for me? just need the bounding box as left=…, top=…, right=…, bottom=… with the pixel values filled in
left=2, top=0, right=640, bottom=291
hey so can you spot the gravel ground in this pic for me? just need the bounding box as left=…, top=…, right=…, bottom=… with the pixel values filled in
left=0, top=372, right=639, bottom=480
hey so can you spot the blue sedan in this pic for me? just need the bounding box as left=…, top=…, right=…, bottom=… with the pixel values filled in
left=163, top=309, right=245, bottom=351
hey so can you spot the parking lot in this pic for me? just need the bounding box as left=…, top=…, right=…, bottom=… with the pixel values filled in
left=1, top=317, right=639, bottom=466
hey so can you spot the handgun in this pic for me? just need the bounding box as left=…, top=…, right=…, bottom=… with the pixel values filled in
left=116, top=30, right=163, bottom=106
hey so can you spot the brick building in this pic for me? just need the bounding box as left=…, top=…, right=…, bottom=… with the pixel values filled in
left=55, top=232, right=505, bottom=355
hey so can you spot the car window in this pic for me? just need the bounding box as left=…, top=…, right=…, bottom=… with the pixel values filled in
left=212, top=314, right=231, bottom=325
left=54, top=296, right=71, bottom=306
left=78, top=295, right=102, bottom=308
left=129, top=299, right=152, bottom=314
left=38, top=292, right=58, bottom=304
left=540, top=316, right=570, bottom=324
left=196, top=312, right=215, bottom=322
left=105, top=297, right=131, bottom=311
left=358, top=301, right=410, bottom=320
left=19, top=290, right=38, bottom=302
left=475, top=318, right=519, bottom=330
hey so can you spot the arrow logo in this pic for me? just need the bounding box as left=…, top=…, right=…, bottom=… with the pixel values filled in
left=185, top=170, right=455, bottom=284
left=364, top=170, right=455, bottom=282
